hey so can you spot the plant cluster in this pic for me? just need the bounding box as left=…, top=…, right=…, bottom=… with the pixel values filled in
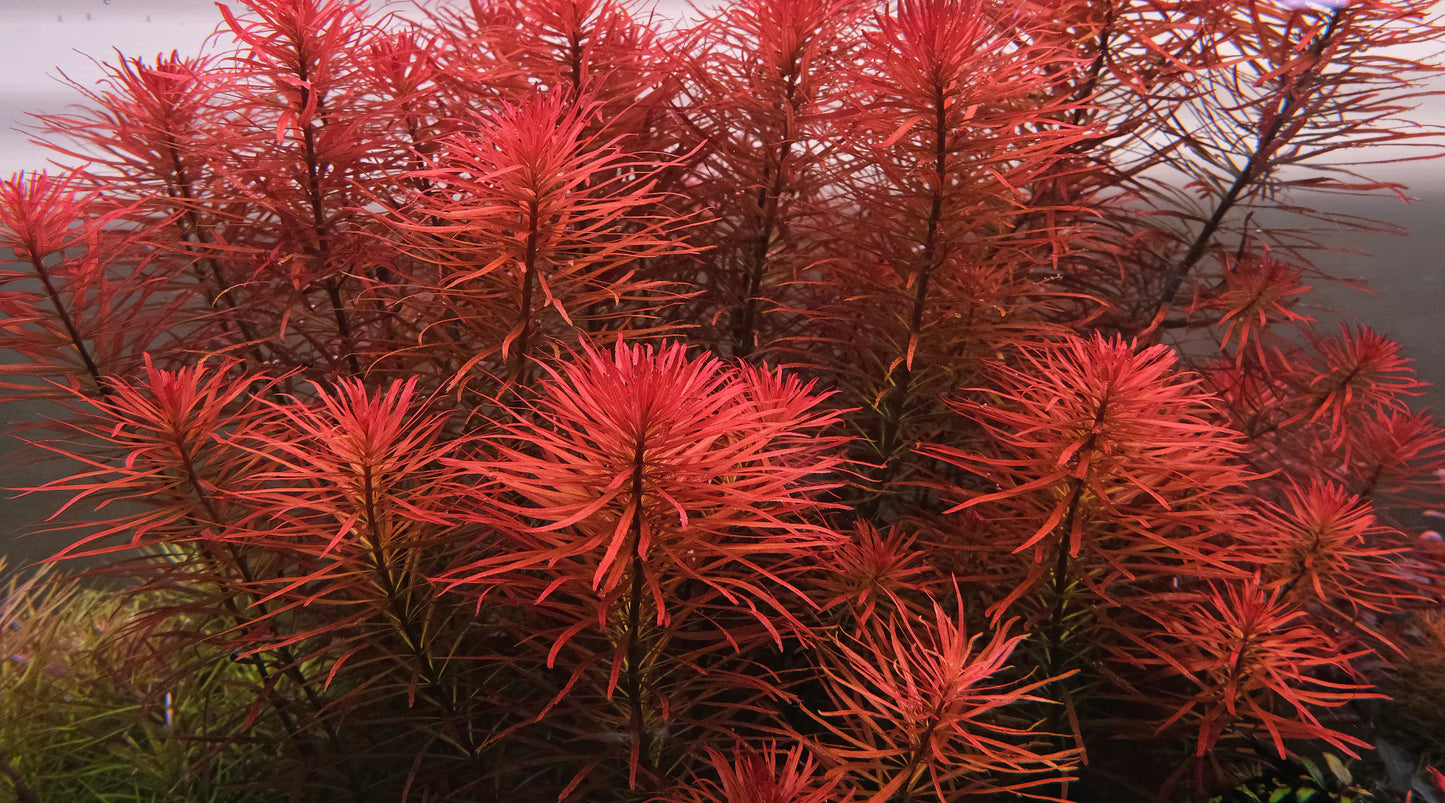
left=1207, top=753, right=1366, bottom=803
left=3, top=0, right=1445, bottom=799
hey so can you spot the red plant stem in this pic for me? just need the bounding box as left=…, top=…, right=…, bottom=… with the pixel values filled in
left=1045, top=386, right=1108, bottom=674
left=1026, top=471, right=1094, bottom=802
left=625, top=550, right=651, bottom=778
left=1045, top=483, right=1085, bottom=677
left=732, top=69, right=800, bottom=358
left=161, top=140, right=269, bottom=362
left=875, top=80, right=949, bottom=466
left=512, top=199, right=543, bottom=387
left=171, top=432, right=355, bottom=769
left=1033, top=392, right=1112, bottom=793
left=890, top=703, right=944, bottom=803
left=25, top=254, right=111, bottom=397
left=623, top=436, right=656, bottom=784
left=359, top=461, right=479, bottom=754
left=1072, top=13, right=1113, bottom=123
left=323, top=277, right=358, bottom=371
left=566, top=28, right=586, bottom=100
left=294, top=79, right=361, bottom=376
left=1149, top=10, right=1343, bottom=323
left=1221, top=625, right=1255, bottom=733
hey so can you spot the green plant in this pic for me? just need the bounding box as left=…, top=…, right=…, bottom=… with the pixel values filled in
left=2, top=0, right=1444, bottom=799
left=1209, top=753, right=1369, bottom=803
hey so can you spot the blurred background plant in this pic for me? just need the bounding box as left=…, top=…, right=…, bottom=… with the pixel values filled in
left=0, top=560, right=298, bottom=802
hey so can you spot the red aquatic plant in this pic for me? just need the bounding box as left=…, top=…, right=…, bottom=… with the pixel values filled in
left=814, top=597, right=1079, bottom=800
left=383, top=94, right=696, bottom=389
left=670, top=0, right=866, bottom=356
left=0, top=171, right=176, bottom=397
left=1243, top=481, right=1418, bottom=617
left=658, top=743, right=842, bottom=803
left=2, top=0, right=1443, bottom=799
left=798, top=0, right=1087, bottom=477
left=927, top=334, right=1252, bottom=617
left=441, top=340, right=847, bottom=791
left=1124, top=579, right=1375, bottom=760
left=810, top=521, right=935, bottom=627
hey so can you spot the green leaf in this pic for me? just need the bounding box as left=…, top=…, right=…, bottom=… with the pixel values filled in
left=1324, top=753, right=1353, bottom=786
left=1300, top=757, right=1327, bottom=788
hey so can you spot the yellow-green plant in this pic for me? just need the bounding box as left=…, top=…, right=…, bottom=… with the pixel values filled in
left=0, top=562, right=292, bottom=802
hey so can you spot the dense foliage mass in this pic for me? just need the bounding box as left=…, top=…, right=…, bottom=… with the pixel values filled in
left=2, top=0, right=1445, bottom=799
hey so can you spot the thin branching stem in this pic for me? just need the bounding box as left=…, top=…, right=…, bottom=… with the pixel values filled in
left=26, top=254, right=111, bottom=397
left=875, top=78, right=949, bottom=472
left=161, top=141, right=269, bottom=363
left=732, top=65, right=799, bottom=358
left=358, top=461, right=478, bottom=755
left=1149, top=10, right=1344, bottom=322
left=513, top=199, right=543, bottom=387
left=170, top=432, right=356, bottom=773
left=294, top=77, right=361, bottom=376
left=623, top=436, right=656, bottom=784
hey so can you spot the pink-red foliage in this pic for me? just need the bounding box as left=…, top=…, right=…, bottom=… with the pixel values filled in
left=441, top=340, right=847, bottom=790
left=4, top=0, right=1444, bottom=799
left=659, top=743, right=842, bottom=803
left=928, top=334, right=1252, bottom=616
left=1122, top=579, right=1376, bottom=760
left=815, top=598, right=1079, bottom=800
